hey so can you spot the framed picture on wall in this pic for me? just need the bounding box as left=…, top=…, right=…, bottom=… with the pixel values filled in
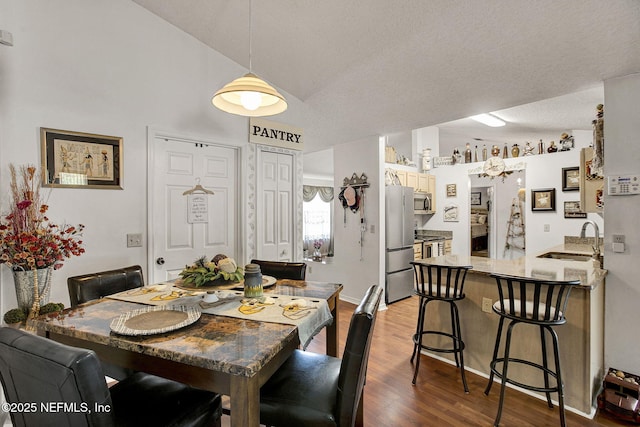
left=41, top=128, right=123, bottom=189
left=564, top=201, right=587, bottom=218
left=446, top=183, right=457, bottom=197
left=470, top=192, right=481, bottom=205
left=562, top=167, right=580, bottom=191
left=443, top=204, right=459, bottom=222
left=531, top=188, right=556, bottom=211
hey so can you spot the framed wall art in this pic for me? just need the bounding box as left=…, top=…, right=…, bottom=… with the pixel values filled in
left=446, top=183, right=457, bottom=197
left=443, top=204, right=459, bottom=222
left=41, top=128, right=123, bottom=189
left=470, top=192, right=481, bottom=205
left=531, top=188, right=556, bottom=211
left=564, top=201, right=587, bottom=218
left=562, top=167, right=580, bottom=191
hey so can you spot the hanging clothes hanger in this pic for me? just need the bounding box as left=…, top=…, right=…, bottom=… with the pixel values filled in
left=183, top=178, right=214, bottom=195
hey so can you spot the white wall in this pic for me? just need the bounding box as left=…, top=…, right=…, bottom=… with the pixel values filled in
left=0, top=0, right=304, bottom=311
left=603, top=73, right=640, bottom=372
left=307, top=136, right=383, bottom=305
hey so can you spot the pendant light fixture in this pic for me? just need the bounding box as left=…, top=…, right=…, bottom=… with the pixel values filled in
left=212, top=0, right=287, bottom=117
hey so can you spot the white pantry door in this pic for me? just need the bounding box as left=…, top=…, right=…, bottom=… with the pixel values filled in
left=257, top=150, right=294, bottom=261
left=150, top=136, right=239, bottom=284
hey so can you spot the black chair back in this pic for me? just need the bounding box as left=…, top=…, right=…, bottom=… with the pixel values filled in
left=250, top=259, right=307, bottom=280
left=412, top=262, right=472, bottom=300
left=0, top=327, right=115, bottom=427
left=336, top=285, right=383, bottom=427
left=68, top=265, right=144, bottom=307
left=490, top=273, right=580, bottom=324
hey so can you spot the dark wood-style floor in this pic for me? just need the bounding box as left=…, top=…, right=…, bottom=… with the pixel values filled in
left=222, top=294, right=627, bottom=427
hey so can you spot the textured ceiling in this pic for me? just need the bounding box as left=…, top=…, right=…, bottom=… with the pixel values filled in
left=131, top=0, right=640, bottom=155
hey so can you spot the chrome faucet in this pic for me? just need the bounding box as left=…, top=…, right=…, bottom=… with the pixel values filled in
left=580, top=220, right=601, bottom=264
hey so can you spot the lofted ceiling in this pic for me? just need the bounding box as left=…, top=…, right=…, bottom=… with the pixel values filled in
left=131, top=0, right=640, bottom=156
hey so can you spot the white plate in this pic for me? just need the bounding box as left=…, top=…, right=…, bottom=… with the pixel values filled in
left=110, top=304, right=201, bottom=336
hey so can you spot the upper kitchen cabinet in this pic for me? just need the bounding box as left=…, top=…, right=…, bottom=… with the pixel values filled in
left=427, top=174, right=436, bottom=212
left=406, top=171, right=418, bottom=190
left=417, top=173, right=430, bottom=192
left=395, top=169, right=408, bottom=186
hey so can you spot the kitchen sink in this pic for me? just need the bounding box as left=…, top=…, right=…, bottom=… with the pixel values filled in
left=536, top=251, right=594, bottom=262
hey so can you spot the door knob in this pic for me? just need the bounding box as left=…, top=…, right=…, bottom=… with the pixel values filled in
left=156, top=257, right=165, bottom=265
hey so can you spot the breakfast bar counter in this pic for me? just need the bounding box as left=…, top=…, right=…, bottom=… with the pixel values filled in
left=413, top=246, right=606, bottom=417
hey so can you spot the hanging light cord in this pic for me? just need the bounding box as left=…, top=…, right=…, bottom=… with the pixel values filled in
left=248, top=0, right=253, bottom=72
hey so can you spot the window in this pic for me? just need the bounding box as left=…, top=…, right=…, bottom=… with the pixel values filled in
left=302, top=186, right=334, bottom=258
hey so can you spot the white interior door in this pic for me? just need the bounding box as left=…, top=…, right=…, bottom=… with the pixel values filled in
left=150, top=136, right=239, bottom=283
left=257, top=150, right=293, bottom=261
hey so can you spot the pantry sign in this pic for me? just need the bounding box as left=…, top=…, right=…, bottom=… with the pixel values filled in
left=249, top=118, right=303, bottom=151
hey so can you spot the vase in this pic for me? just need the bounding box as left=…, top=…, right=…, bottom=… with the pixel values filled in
left=13, top=267, right=53, bottom=313
left=313, top=249, right=322, bottom=260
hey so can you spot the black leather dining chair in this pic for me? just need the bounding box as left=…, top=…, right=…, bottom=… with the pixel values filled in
left=259, top=285, right=383, bottom=427
left=67, top=265, right=144, bottom=307
left=0, top=327, right=222, bottom=427
left=250, top=259, right=307, bottom=280
left=67, top=265, right=145, bottom=381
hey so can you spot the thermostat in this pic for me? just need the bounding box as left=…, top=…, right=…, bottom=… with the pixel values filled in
left=608, top=174, right=640, bottom=195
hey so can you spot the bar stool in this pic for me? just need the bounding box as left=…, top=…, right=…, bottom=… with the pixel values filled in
left=484, top=273, right=580, bottom=427
left=411, top=262, right=472, bottom=392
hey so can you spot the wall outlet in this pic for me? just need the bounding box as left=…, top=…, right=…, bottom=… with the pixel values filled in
left=544, top=224, right=550, bottom=232
left=482, top=297, right=492, bottom=313
left=613, top=234, right=625, bottom=243
left=126, top=233, right=143, bottom=248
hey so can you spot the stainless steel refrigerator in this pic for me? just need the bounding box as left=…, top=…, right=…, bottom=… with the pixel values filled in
left=385, top=185, right=415, bottom=304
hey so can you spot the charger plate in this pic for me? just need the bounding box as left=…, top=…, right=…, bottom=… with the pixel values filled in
left=175, top=275, right=277, bottom=291
left=110, top=304, right=201, bottom=336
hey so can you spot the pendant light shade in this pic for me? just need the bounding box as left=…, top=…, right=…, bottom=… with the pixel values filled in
left=212, top=72, right=287, bottom=117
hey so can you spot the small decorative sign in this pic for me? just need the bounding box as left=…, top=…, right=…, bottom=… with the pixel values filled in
left=564, top=201, right=587, bottom=218
left=446, top=184, right=457, bottom=197
left=249, top=118, right=303, bottom=151
left=433, top=156, right=453, bottom=167
left=187, top=195, right=209, bottom=223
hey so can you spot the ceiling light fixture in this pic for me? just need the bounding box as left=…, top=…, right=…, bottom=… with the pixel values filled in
left=469, top=113, right=506, bottom=127
left=212, top=0, right=287, bottom=117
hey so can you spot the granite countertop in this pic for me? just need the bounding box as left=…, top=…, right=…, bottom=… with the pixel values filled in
left=31, top=281, right=342, bottom=378
left=414, top=243, right=607, bottom=289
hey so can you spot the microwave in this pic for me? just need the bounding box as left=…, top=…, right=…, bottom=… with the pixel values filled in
left=414, top=192, right=432, bottom=214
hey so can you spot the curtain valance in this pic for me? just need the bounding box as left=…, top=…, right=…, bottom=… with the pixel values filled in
left=303, top=185, right=334, bottom=202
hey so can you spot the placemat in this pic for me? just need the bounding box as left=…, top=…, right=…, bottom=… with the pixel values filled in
left=198, top=292, right=333, bottom=349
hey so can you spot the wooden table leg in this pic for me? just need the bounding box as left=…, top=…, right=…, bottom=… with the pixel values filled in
left=230, top=375, right=260, bottom=427
left=326, top=296, right=339, bottom=357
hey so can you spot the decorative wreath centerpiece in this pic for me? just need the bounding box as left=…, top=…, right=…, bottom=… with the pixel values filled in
left=178, top=254, right=244, bottom=287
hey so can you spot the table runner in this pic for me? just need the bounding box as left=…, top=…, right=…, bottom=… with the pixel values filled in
left=108, top=284, right=332, bottom=349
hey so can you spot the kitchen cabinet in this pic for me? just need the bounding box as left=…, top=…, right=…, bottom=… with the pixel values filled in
left=395, top=170, right=407, bottom=186
left=406, top=172, right=418, bottom=190
left=417, top=174, right=430, bottom=192
left=413, top=242, right=423, bottom=260
left=426, top=174, right=436, bottom=211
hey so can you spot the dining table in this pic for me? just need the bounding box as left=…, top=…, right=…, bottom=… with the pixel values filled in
left=30, top=279, right=343, bottom=427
